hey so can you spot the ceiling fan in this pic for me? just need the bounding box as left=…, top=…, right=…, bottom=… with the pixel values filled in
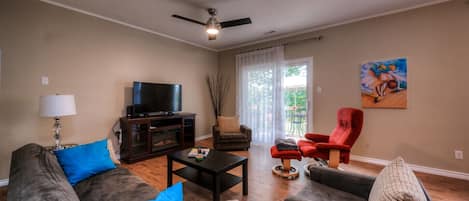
left=172, top=8, right=252, bottom=40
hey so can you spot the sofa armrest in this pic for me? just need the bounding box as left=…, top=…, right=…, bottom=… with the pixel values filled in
left=309, top=166, right=375, bottom=199
left=240, top=125, right=252, bottom=142
left=315, top=143, right=351, bottom=151
left=304, top=133, right=329, bottom=142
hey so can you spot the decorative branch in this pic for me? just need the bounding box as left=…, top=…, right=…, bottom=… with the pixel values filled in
left=206, top=72, right=230, bottom=121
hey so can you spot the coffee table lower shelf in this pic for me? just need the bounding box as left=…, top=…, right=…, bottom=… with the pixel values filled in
left=173, top=166, right=242, bottom=192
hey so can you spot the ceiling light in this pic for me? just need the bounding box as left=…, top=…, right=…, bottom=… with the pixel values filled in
left=206, top=28, right=219, bottom=35
left=206, top=16, right=220, bottom=36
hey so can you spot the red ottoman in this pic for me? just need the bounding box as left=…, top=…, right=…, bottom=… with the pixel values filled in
left=270, top=146, right=302, bottom=179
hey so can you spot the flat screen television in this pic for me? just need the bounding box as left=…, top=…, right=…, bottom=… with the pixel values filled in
left=132, top=81, right=182, bottom=115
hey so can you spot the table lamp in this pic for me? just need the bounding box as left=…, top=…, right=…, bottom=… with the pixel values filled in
left=40, top=94, right=77, bottom=150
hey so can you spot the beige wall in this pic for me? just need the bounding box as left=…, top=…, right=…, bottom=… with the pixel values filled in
left=0, top=0, right=217, bottom=179
left=219, top=0, right=469, bottom=173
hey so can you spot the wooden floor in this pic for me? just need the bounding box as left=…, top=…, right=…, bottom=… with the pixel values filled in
left=1, top=138, right=468, bottom=201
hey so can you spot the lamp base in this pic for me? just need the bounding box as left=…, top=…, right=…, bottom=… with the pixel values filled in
left=53, top=145, right=64, bottom=151
left=53, top=117, right=63, bottom=151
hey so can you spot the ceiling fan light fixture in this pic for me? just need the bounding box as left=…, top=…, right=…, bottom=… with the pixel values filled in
left=208, top=34, right=217, bottom=40
left=206, top=17, right=220, bottom=35
left=206, top=27, right=219, bottom=35
left=172, top=7, right=251, bottom=41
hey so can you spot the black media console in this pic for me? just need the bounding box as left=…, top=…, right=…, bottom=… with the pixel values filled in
left=119, top=113, right=196, bottom=163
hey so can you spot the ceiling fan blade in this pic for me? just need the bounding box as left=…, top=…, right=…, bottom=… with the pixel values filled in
left=220, top=18, right=252, bottom=28
left=172, top=14, right=206, bottom=26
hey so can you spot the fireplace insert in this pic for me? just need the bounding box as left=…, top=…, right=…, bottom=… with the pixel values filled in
left=151, top=128, right=180, bottom=152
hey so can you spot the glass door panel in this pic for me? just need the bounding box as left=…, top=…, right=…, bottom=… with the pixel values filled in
left=283, top=59, right=312, bottom=138
left=130, top=123, right=149, bottom=156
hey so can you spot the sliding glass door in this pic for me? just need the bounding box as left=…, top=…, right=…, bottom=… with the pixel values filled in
left=283, top=59, right=313, bottom=138
left=237, top=47, right=312, bottom=144
left=237, top=47, right=285, bottom=144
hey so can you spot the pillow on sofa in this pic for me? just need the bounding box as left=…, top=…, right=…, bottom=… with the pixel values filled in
left=368, top=157, right=426, bottom=201
left=55, top=139, right=116, bottom=186
left=217, top=116, right=241, bottom=133
left=150, top=182, right=183, bottom=201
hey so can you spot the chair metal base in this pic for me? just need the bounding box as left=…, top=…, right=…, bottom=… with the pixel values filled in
left=272, top=159, right=299, bottom=180
left=303, top=158, right=344, bottom=176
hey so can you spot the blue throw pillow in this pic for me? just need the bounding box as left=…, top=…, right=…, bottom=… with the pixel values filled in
left=150, top=182, right=183, bottom=201
left=55, top=138, right=116, bottom=186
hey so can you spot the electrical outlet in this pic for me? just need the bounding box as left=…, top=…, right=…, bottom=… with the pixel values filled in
left=455, top=150, right=463, bottom=160
left=41, top=76, right=49, bottom=85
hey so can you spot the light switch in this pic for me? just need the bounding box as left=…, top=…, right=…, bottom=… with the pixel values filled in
left=41, top=76, right=49, bottom=85
left=317, top=86, right=322, bottom=94
left=455, top=150, right=463, bottom=160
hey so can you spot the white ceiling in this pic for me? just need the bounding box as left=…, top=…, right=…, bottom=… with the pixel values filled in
left=42, top=0, right=446, bottom=51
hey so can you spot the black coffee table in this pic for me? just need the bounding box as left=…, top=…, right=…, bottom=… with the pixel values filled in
left=167, top=148, right=248, bottom=201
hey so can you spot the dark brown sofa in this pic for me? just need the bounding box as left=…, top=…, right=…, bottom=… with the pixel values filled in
left=212, top=125, right=252, bottom=150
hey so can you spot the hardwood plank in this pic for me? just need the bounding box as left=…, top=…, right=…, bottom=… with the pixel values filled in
left=1, top=138, right=468, bottom=201
left=0, top=187, right=6, bottom=201
left=123, top=138, right=469, bottom=201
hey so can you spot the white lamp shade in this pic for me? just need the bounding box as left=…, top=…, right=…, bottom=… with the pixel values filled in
left=40, top=95, right=77, bottom=117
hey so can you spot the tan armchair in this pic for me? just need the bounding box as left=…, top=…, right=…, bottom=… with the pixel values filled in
left=212, top=125, right=252, bottom=150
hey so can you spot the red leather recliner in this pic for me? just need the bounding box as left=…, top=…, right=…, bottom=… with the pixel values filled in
left=298, top=108, right=364, bottom=168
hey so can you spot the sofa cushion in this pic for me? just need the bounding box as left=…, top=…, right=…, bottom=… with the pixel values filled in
left=284, top=179, right=366, bottom=201
left=309, top=166, right=375, bottom=199
left=74, top=167, right=159, bottom=201
left=7, top=144, right=80, bottom=201
left=55, top=139, right=116, bottom=186
left=368, top=157, right=427, bottom=201
left=217, top=116, right=241, bottom=133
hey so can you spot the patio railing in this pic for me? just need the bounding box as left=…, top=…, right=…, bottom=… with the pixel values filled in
left=285, top=109, right=306, bottom=138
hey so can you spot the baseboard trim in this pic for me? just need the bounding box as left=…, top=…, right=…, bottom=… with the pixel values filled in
left=0, top=179, right=8, bottom=187
left=195, top=134, right=212, bottom=141
left=351, top=155, right=469, bottom=181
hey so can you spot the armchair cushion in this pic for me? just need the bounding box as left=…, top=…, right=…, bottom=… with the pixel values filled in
left=298, top=140, right=352, bottom=163
left=217, top=116, right=241, bottom=133
left=213, top=124, right=252, bottom=150
left=297, top=140, right=318, bottom=156
left=219, top=132, right=248, bottom=140
left=315, top=143, right=351, bottom=151
left=304, top=133, right=329, bottom=142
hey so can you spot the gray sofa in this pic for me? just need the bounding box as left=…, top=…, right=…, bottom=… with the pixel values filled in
left=7, top=143, right=159, bottom=201
left=285, top=166, right=431, bottom=201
